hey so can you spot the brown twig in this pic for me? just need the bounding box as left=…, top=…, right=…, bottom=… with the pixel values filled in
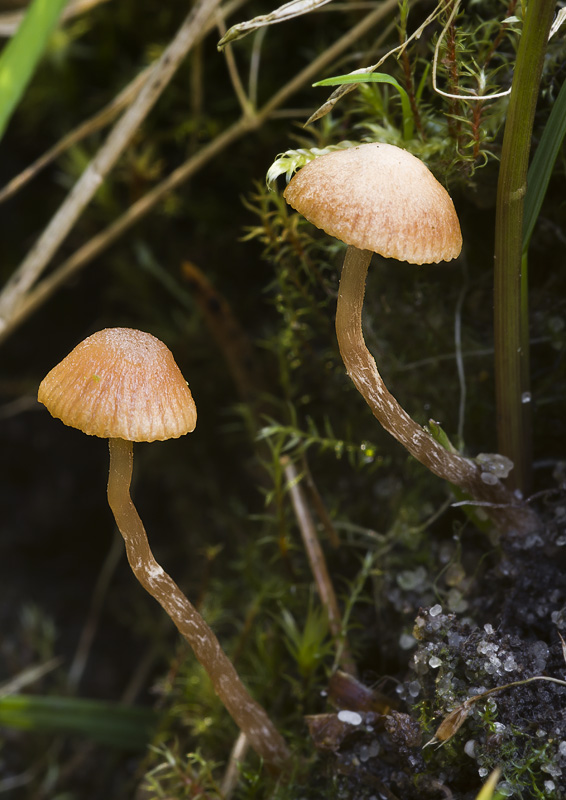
left=0, top=66, right=152, bottom=205
left=0, top=0, right=248, bottom=204
left=0, top=0, right=225, bottom=331
left=220, top=732, right=250, bottom=799
left=0, top=0, right=399, bottom=345
left=216, top=8, right=255, bottom=118
left=300, top=455, right=341, bottom=548
left=0, top=0, right=113, bottom=38
left=282, top=456, right=357, bottom=676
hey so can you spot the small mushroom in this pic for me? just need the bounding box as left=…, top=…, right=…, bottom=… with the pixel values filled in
left=284, top=143, right=536, bottom=534
left=38, top=327, right=290, bottom=771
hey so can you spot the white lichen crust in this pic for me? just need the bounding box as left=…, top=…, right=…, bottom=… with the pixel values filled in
left=38, top=327, right=197, bottom=442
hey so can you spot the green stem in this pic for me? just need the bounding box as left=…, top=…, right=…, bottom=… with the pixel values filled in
left=494, top=0, right=555, bottom=493
left=106, top=438, right=290, bottom=772
left=0, top=0, right=69, bottom=141
left=520, top=250, right=532, bottom=482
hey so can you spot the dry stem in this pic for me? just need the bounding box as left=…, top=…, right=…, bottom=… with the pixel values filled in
left=0, top=67, right=152, bottom=205
left=0, top=0, right=113, bottom=38
left=0, top=0, right=398, bottom=345
left=0, top=0, right=225, bottom=331
left=282, top=456, right=357, bottom=675
left=0, top=0, right=248, bottom=205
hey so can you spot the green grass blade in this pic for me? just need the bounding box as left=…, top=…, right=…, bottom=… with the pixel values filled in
left=474, top=767, right=503, bottom=800
left=523, top=78, right=566, bottom=250
left=0, top=694, right=157, bottom=749
left=313, top=73, right=414, bottom=140
left=0, top=0, right=70, bottom=141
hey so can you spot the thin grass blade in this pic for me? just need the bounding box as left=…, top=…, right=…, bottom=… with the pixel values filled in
left=474, top=767, right=502, bottom=800
left=0, top=0, right=69, bottom=141
left=313, top=72, right=414, bottom=139
left=523, top=78, right=566, bottom=250
left=0, top=694, right=157, bottom=749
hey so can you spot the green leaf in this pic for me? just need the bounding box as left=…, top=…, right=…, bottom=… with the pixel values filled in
left=523, top=78, right=566, bottom=250
left=0, top=0, right=70, bottom=141
left=313, top=72, right=414, bottom=140
left=426, top=419, right=459, bottom=454
left=474, top=768, right=503, bottom=800
left=0, top=694, right=157, bottom=749
left=427, top=421, right=492, bottom=533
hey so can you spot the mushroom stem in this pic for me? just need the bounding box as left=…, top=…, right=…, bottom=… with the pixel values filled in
left=106, top=437, right=291, bottom=772
left=335, top=245, right=537, bottom=535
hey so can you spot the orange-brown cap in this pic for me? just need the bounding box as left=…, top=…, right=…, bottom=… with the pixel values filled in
left=283, top=143, right=462, bottom=265
left=38, top=328, right=197, bottom=442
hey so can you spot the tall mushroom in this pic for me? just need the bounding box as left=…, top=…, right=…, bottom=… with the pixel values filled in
left=283, top=143, right=536, bottom=534
left=38, top=327, right=290, bottom=771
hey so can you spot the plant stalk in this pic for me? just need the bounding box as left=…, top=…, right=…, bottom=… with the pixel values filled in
left=106, top=437, right=291, bottom=772
left=0, top=0, right=224, bottom=330
left=0, top=0, right=399, bottom=344
left=282, top=456, right=357, bottom=676
left=494, top=0, right=556, bottom=493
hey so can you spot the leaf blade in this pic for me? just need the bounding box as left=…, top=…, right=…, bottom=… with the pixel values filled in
left=0, top=0, right=70, bottom=141
left=313, top=72, right=414, bottom=139
left=0, top=694, right=157, bottom=749
left=523, top=78, right=566, bottom=250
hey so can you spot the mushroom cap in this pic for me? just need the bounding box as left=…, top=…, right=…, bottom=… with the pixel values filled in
left=283, top=142, right=462, bottom=265
left=38, top=328, right=197, bottom=442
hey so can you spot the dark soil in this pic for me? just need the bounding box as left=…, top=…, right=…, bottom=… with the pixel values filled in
left=306, top=502, right=566, bottom=799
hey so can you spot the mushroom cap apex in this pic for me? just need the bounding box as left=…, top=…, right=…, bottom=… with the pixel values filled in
left=38, top=327, right=197, bottom=442
left=283, top=142, right=462, bottom=265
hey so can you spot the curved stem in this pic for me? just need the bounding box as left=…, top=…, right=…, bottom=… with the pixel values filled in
left=334, top=245, right=537, bottom=535
left=106, top=437, right=290, bottom=772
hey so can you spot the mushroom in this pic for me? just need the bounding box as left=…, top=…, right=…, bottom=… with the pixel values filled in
left=283, top=143, right=536, bottom=534
left=38, top=327, right=290, bottom=771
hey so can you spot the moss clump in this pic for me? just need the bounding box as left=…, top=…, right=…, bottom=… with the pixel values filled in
left=407, top=603, right=566, bottom=798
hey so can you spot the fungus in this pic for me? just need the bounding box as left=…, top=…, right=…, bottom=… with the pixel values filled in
left=38, top=327, right=290, bottom=771
left=284, top=143, right=536, bottom=533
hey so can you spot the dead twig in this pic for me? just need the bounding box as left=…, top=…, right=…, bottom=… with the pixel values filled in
left=216, top=8, right=255, bottom=118
left=0, top=0, right=225, bottom=332
left=0, top=0, right=248, bottom=204
left=0, top=0, right=113, bottom=38
left=0, top=67, right=152, bottom=205
left=282, top=456, right=357, bottom=675
left=0, top=0, right=398, bottom=345
left=220, top=732, right=249, bottom=799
